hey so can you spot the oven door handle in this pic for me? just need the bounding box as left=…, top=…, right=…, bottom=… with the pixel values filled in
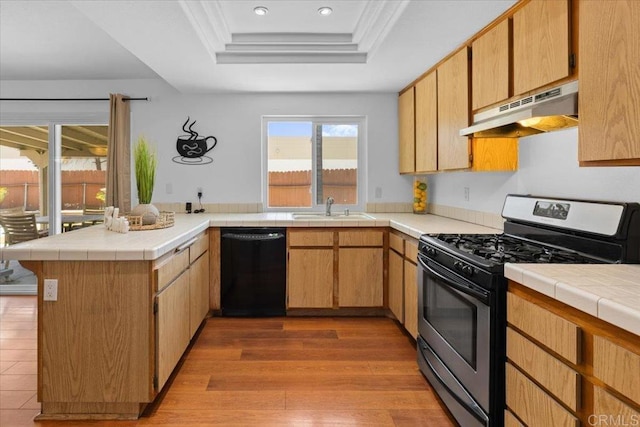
left=418, top=255, right=490, bottom=304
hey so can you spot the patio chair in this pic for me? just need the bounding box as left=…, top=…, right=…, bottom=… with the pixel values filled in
left=0, top=213, right=48, bottom=245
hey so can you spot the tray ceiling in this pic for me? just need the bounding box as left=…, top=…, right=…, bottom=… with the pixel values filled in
left=0, top=0, right=517, bottom=93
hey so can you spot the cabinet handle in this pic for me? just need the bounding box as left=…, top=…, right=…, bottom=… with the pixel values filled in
left=175, top=237, right=198, bottom=253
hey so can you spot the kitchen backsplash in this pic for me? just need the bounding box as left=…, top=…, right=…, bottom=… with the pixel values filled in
left=154, top=201, right=503, bottom=230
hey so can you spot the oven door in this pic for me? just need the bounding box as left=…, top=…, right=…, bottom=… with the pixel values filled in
left=417, top=253, right=492, bottom=413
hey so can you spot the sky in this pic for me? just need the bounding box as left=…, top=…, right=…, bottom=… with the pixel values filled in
left=268, top=122, right=358, bottom=137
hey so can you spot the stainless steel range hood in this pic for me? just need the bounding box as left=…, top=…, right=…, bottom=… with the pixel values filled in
left=460, top=80, right=578, bottom=138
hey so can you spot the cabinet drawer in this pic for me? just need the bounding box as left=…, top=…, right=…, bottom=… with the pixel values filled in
left=593, top=336, right=640, bottom=406
left=504, top=410, right=524, bottom=427
left=155, top=249, right=189, bottom=292
left=289, top=230, right=334, bottom=247
left=405, top=239, right=418, bottom=263
left=593, top=385, right=640, bottom=422
left=507, top=327, right=580, bottom=410
left=389, top=233, right=404, bottom=254
left=506, top=363, right=579, bottom=427
left=189, top=231, right=209, bottom=263
left=507, top=292, right=581, bottom=364
left=339, top=230, right=383, bottom=247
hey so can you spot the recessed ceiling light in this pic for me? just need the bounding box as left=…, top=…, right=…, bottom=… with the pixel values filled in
left=318, top=7, right=333, bottom=16
left=253, top=6, right=268, bottom=16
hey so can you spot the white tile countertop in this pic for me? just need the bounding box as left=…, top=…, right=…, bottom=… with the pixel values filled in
left=0, top=212, right=500, bottom=262
left=505, top=263, right=640, bottom=336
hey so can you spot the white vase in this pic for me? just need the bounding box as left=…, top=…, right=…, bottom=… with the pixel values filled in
left=130, top=203, right=159, bottom=225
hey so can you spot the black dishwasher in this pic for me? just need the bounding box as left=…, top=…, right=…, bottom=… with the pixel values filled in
left=220, top=228, right=286, bottom=316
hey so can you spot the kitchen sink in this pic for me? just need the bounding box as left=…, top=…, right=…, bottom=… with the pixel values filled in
left=291, top=212, right=375, bottom=220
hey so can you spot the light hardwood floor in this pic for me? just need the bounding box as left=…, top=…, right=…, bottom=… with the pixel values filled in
left=0, top=296, right=455, bottom=426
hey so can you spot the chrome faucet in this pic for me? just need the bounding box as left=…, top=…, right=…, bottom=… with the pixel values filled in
left=325, top=196, right=335, bottom=216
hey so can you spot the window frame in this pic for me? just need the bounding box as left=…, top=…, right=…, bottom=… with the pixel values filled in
left=262, top=115, right=367, bottom=212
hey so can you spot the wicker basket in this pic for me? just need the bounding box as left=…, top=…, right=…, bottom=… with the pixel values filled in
left=126, top=211, right=175, bottom=231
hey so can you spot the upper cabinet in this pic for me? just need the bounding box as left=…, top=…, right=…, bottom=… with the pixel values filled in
left=437, top=48, right=472, bottom=171
left=472, top=19, right=510, bottom=111
left=398, top=88, right=415, bottom=173
left=415, top=71, right=438, bottom=173
left=578, top=0, right=640, bottom=166
left=513, top=0, right=571, bottom=95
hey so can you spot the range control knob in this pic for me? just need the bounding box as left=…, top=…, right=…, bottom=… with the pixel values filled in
left=462, top=265, right=474, bottom=276
left=426, top=248, right=437, bottom=257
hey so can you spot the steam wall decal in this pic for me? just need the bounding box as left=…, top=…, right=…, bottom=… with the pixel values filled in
left=173, top=117, right=218, bottom=165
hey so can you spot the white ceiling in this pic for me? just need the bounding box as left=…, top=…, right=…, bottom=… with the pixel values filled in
left=0, top=0, right=517, bottom=93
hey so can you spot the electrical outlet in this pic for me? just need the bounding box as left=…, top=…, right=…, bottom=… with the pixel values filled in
left=197, top=187, right=203, bottom=198
left=44, top=279, right=58, bottom=301
left=464, top=187, right=470, bottom=201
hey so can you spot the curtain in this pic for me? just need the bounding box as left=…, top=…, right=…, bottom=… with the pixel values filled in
left=106, top=93, right=131, bottom=213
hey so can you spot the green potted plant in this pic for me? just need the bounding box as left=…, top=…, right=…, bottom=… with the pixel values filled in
left=130, top=136, right=159, bottom=225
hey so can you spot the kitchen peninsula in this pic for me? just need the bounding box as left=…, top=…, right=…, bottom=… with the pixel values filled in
left=1, top=212, right=639, bottom=421
left=0, top=212, right=498, bottom=420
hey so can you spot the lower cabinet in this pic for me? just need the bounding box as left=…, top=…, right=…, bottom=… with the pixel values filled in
left=156, top=270, right=190, bottom=390
left=506, top=282, right=640, bottom=426
left=388, top=231, right=418, bottom=339
left=288, top=248, right=334, bottom=308
left=338, top=247, right=383, bottom=307
left=154, top=231, right=210, bottom=390
left=287, top=228, right=384, bottom=309
left=34, top=230, right=210, bottom=419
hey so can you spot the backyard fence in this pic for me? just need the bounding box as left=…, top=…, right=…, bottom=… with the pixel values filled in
left=268, top=169, right=357, bottom=207
left=0, top=170, right=106, bottom=211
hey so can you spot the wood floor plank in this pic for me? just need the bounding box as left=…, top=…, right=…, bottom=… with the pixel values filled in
left=240, top=347, right=416, bottom=361
left=179, top=360, right=374, bottom=376
left=368, top=361, right=422, bottom=376
left=198, top=329, right=339, bottom=339
left=207, top=373, right=429, bottom=391
left=389, top=408, right=456, bottom=426
left=285, top=390, right=444, bottom=410
left=159, top=390, right=286, bottom=411
left=140, top=409, right=396, bottom=426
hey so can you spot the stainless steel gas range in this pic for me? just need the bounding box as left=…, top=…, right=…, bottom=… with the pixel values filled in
left=416, top=194, right=640, bottom=427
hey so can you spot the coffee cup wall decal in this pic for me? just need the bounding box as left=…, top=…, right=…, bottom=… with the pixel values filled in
left=172, top=117, right=218, bottom=165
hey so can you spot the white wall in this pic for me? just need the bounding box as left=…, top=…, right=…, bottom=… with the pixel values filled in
left=428, top=128, right=640, bottom=214
left=1, top=79, right=411, bottom=207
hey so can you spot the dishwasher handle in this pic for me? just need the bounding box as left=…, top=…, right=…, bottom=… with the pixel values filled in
left=222, top=232, right=285, bottom=241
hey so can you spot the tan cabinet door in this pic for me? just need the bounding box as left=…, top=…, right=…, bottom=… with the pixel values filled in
left=398, top=87, right=415, bottom=173
left=156, top=270, right=190, bottom=391
left=578, top=0, right=640, bottom=164
left=513, top=0, right=570, bottom=95
left=437, top=47, right=470, bottom=171
left=388, top=250, right=404, bottom=322
left=472, top=19, right=510, bottom=110
left=415, top=71, right=438, bottom=172
left=189, top=253, right=210, bottom=338
left=338, top=248, right=383, bottom=307
left=403, top=259, right=418, bottom=339
left=288, top=249, right=334, bottom=308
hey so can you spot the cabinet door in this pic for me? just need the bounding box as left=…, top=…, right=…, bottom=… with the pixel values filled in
left=189, top=252, right=210, bottom=338
left=415, top=72, right=438, bottom=172
left=578, top=0, right=640, bottom=164
left=437, top=47, right=471, bottom=170
left=403, top=259, right=418, bottom=339
left=513, top=0, right=570, bottom=95
left=288, top=249, right=334, bottom=308
left=472, top=19, right=510, bottom=110
left=156, top=270, right=190, bottom=391
left=398, top=87, right=415, bottom=173
left=388, top=250, right=404, bottom=322
left=338, top=248, right=383, bottom=307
